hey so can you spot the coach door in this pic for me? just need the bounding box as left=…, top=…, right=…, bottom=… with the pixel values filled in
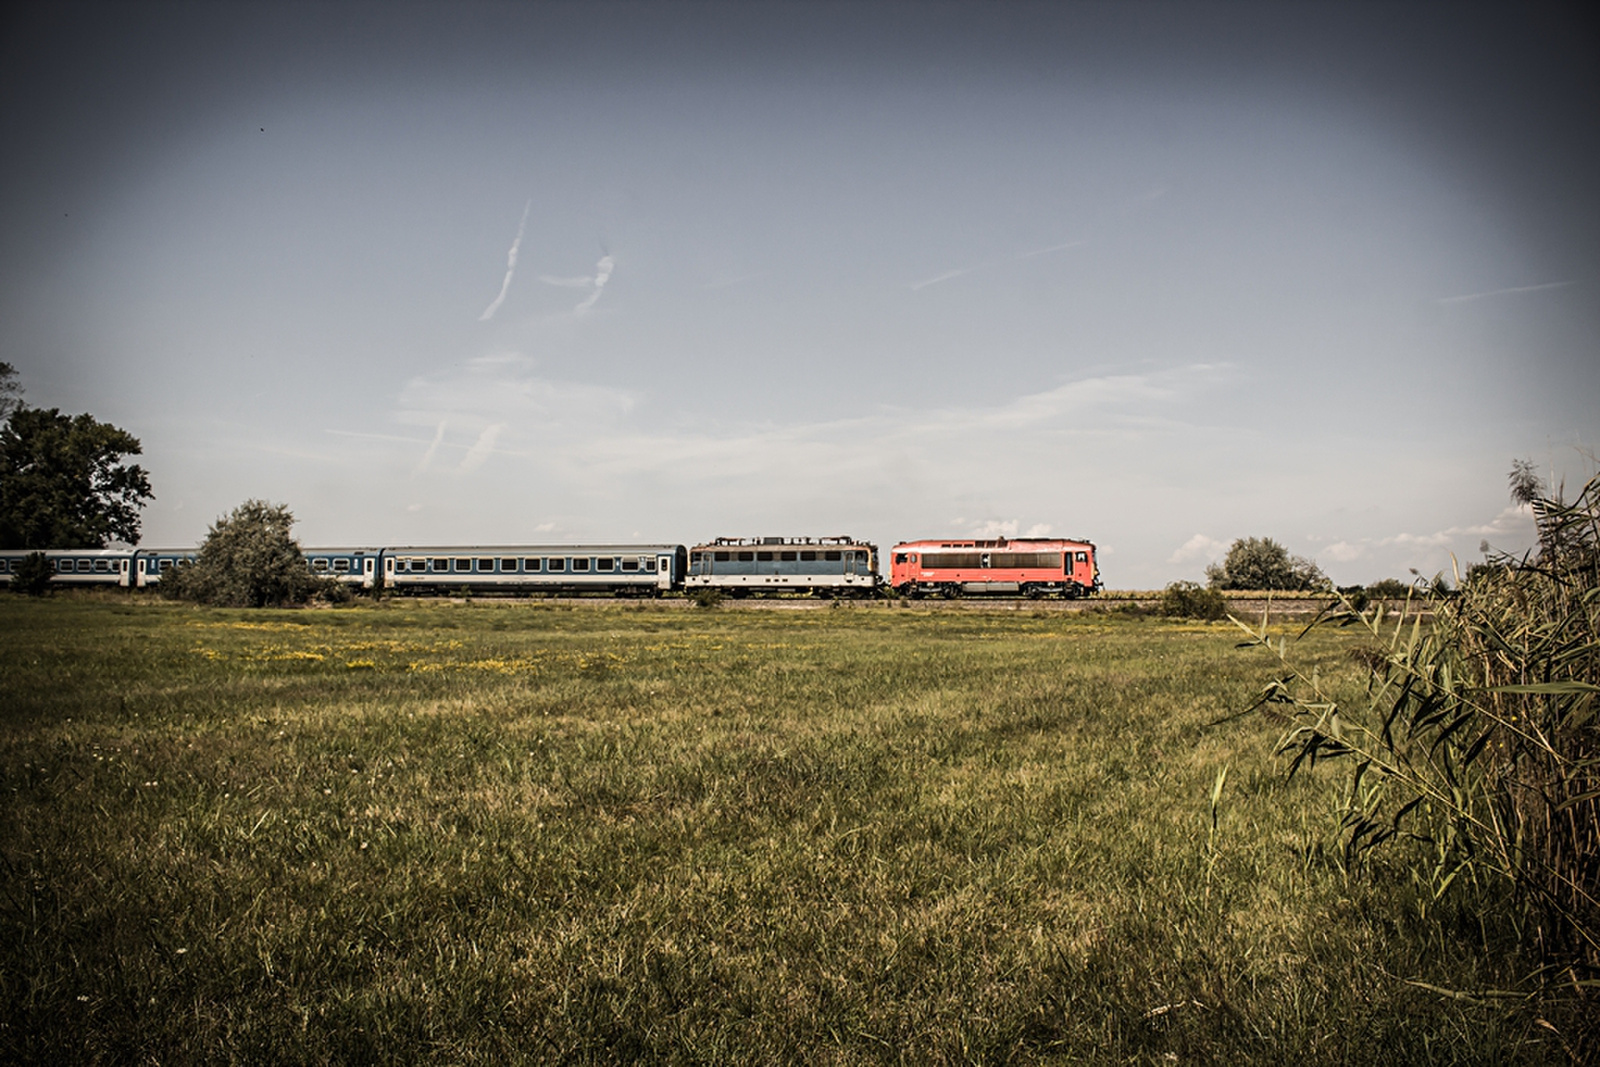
left=363, top=557, right=376, bottom=589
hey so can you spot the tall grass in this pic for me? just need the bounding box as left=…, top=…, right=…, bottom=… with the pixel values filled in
left=1236, top=468, right=1598, bottom=1042
left=0, top=595, right=1581, bottom=1062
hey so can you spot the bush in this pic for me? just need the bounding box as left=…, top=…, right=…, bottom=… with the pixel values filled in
left=690, top=587, right=724, bottom=609
left=1363, top=578, right=1410, bottom=599
left=1206, top=537, right=1327, bottom=591
left=1239, top=462, right=1600, bottom=994
left=161, top=500, right=332, bottom=608
left=10, top=551, right=52, bottom=596
left=1159, top=580, right=1227, bottom=620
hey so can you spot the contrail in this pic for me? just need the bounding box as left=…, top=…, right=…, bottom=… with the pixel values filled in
left=1437, top=280, right=1574, bottom=304
left=478, top=200, right=532, bottom=321
left=574, top=254, right=615, bottom=313
left=460, top=423, right=503, bottom=471
left=910, top=267, right=972, bottom=291
left=415, top=421, right=447, bottom=473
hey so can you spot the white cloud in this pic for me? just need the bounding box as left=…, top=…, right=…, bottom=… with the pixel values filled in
left=1167, top=533, right=1227, bottom=565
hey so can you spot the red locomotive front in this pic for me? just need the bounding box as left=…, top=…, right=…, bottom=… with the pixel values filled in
left=889, top=537, right=1100, bottom=598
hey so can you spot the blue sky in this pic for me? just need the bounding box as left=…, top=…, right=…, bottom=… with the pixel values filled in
left=3, top=2, right=1595, bottom=586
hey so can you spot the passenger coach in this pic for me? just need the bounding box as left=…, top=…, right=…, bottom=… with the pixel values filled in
left=687, top=536, right=880, bottom=596
left=382, top=544, right=686, bottom=595
left=0, top=548, right=133, bottom=586
left=890, top=537, right=1100, bottom=598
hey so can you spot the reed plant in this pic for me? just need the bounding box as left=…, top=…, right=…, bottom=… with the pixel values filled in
left=1236, top=466, right=1599, bottom=1030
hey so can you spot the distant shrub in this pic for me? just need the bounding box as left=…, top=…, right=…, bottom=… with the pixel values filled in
left=1363, top=578, right=1410, bottom=600
left=1336, top=584, right=1369, bottom=612
left=690, top=587, right=724, bottom=609
left=1159, top=581, right=1227, bottom=620
left=11, top=551, right=52, bottom=596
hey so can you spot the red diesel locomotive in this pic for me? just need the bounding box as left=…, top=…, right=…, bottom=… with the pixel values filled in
left=889, top=537, right=1100, bottom=599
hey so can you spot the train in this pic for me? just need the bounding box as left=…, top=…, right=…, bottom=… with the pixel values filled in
left=1, top=534, right=1101, bottom=599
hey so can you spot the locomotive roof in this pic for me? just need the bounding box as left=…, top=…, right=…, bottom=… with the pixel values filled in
left=691, top=535, right=873, bottom=549
left=890, top=537, right=1094, bottom=549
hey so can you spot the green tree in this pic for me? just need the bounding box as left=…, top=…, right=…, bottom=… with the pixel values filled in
left=161, top=500, right=332, bottom=608
left=0, top=406, right=153, bottom=549
left=1206, top=536, right=1327, bottom=591
left=0, top=362, right=21, bottom=422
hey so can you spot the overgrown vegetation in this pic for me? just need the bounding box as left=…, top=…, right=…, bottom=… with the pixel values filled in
left=1237, top=462, right=1598, bottom=1045
left=1, top=596, right=1579, bottom=1061
left=1159, top=580, right=1227, bottom=620
left=161, top=499, right=334, bottom=608
left=9, top=550, right=52, bottom=596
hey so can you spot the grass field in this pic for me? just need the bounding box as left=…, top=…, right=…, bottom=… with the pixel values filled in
left=0, top=595, right=1565, bottom=1063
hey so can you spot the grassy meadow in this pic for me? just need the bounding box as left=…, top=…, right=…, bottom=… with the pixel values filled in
left=0, top=594, right=1564, bottom=1063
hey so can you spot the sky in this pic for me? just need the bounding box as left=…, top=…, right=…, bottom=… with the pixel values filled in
left=2, top=1, right=1596, bottom=588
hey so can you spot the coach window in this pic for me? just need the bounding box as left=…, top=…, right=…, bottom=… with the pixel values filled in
left=312, top=558, right=330, bottom=572
left=547, top=558, right=565, bottom=572
left=522, top=558, right=540, bottom=572
left=333, top=559, right=351, bottom=572
left=572, top=558, right=591, bottom=572
left=499, top=558, right=517, bottom=572
left=159, top=559, right=173, bottom=573
left=596, top=558, right=615, bottom=572
left=645, top=558, right=657, bottom=572
left=621, top=559, right=639, bottom=571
